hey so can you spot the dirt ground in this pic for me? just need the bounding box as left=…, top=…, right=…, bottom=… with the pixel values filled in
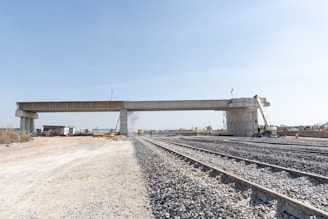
left=0, top=137, right=153, bottom=219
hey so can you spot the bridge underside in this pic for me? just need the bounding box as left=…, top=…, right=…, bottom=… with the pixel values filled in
left=16, top=98, right=270, bottom=137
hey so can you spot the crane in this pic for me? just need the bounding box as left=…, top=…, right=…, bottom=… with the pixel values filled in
left=254, top=95, right=278, bottom=137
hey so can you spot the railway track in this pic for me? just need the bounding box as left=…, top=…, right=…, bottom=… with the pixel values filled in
left=229, top=141, right=328, bottom=158
left=181, top=137, right=328, bottom=158
left=158, top=138, right=328, bottom=183
left=232, top=138, right=328, bottom=148
left=141, top=136, right=328, bottom=219
left=176, top=137, right=328, bottom=177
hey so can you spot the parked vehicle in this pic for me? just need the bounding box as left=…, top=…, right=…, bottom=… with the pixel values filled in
left=42, top=129, right=53, bottom=136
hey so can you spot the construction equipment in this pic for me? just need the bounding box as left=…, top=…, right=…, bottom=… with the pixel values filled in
left=254, top=95, right=278, bottom=137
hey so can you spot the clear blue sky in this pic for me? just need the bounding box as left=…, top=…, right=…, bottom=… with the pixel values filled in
left=1, top=0, right=327, bottom=131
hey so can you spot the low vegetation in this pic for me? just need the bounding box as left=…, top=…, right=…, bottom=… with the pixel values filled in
left=0, top=129, right=31, bottom=145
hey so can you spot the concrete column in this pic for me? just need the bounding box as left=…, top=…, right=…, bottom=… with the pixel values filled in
left=25, top=118, right=30, bottom=132
left=15, top=110, right=38, bottom=133
left=119, top=108, right=128, bottom=136
left=29, top=118, right=35, bottom=133
left=20, top=118, right=26, bottom=132
left=226, top=107, right=258, bottom=137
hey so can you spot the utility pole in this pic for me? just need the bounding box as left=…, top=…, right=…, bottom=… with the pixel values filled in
left=111, top=89, right=113, bottom=101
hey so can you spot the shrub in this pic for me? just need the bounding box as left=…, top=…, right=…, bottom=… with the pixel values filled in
left=20, top=130, right=31, bottom=142
left=0, top=129, right=31, bottom=145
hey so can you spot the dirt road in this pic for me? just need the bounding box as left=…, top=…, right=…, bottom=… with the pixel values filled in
left=0, top=137, right=153, bottom=218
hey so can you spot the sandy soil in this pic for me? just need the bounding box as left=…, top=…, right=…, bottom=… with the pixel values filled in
left=0, top=137, right=153, bottom=219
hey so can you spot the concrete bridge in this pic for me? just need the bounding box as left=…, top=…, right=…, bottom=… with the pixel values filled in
left=15, top=97, right=270, bottom=136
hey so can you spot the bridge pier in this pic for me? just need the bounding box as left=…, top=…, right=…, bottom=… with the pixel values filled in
left=226, top=107, right=258, bottom=137
left=15, top=110, right=38, bottom=133
left=119, top=108, right=128, bottom=136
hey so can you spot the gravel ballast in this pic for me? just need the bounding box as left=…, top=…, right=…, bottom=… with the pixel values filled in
left=176, top=136, right=328, bottom=177
left=157, top=139, right=328, bottom=212
left=132, top=137, right=296, bottom=219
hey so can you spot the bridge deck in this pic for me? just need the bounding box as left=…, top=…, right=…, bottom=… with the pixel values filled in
left=17, top=101, right=124, bottom=112
left=17, top=98, right=269, bottom=113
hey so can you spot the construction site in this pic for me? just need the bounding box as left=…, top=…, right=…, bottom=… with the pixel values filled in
left=2, top=0, right=327, bottom=217
left=1, top=95, right=328, bottom=218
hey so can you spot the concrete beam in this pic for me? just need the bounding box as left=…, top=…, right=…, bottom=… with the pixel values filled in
left=16, top=98, right=270, bottom=112
left=15, top=110, right=38, bottom=119
left=16, top=101, right=124, bottom=112
left=124, top=98, right=264, bottom=111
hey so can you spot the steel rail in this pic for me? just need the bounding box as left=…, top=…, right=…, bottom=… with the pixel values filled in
left=230, top=138, right=328, bottom=148
left=183, top=139, right=328, bottom=158
left=141, top=137, right=328, bottom=219
left=158, top=138, right=328, bottom=184
left=227, top=139, right=328, bottom=156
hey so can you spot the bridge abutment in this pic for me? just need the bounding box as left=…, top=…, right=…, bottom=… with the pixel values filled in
left=15, top=110, right=38, bottom=133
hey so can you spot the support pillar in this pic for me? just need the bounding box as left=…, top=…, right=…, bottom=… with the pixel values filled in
left=15, top=110, right=38, bottom=133
left=226, top=107, right=258, bottom=137
left=119, top=108, right=128, bottom=136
